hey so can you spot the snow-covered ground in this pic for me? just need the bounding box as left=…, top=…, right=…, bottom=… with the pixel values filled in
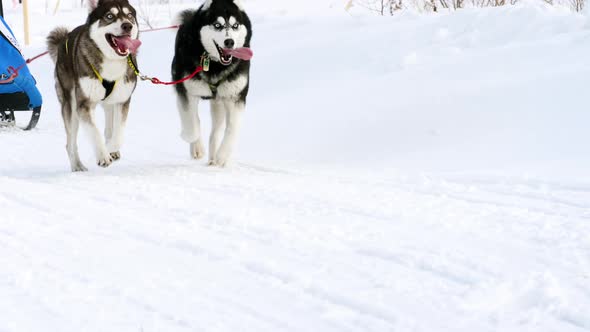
left=2, top=1, right=590, bottom=331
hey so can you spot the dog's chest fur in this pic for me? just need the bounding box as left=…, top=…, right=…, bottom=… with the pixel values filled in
left=184, top=74, right=248, bottom=99
left=78, top=59, right=136, bottom=104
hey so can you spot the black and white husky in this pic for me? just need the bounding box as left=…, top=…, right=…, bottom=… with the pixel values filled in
left=172, top=0, right=253, bottom=167
left=47, top=0, right=141, bottom=172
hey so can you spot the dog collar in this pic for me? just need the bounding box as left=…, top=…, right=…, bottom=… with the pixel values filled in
left=198, top=52, right=237, bottom=97
left=200, top=52, right=210, bottom=72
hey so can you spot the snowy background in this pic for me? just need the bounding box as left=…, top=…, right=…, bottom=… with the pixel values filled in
left=1, top=0, right=590, bottom=331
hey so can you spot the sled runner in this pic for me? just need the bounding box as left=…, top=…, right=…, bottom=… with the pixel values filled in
left=0, top=10, right=42, bottom=130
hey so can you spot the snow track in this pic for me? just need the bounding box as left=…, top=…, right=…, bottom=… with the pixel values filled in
left=2, top=2, right=590, bottom=331
left=1, top=161, right=589, bottom=331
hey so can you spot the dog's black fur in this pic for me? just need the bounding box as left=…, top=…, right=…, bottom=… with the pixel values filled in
left=171, top=0, right=252, bottom=103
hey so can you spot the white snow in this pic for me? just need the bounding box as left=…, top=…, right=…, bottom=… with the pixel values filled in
left=1, top=1, right=590, bottom=332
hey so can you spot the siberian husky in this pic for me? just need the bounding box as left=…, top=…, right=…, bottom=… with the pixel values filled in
left=47, top=0, right=141, bottom=172
left=172, top=0, right=253, bottom=166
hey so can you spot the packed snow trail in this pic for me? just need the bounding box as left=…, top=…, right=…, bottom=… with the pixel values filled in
left=1, top=3, right=590, bottom=332
left=2, top=163, right=589, bottom=332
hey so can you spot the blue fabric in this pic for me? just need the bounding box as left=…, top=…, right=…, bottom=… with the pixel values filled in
left=0, top=16, right=42, bottom=109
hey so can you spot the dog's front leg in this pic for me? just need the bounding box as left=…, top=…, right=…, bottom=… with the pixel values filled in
left=104, top=104, right=114, bottom=147
left=177, top=95, right=204, bottom=159
left=78, top=100, right=112, bottom=168
left=208, top=99, right=226, bottom=165
left=214, top=100, right=244, bottom=167
left=105, top=101, right=130, bottom=161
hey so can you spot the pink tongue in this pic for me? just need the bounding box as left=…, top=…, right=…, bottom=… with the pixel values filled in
left=224, top=47, right=253, bottom=61
left=115, top=36, right=142, bottom=54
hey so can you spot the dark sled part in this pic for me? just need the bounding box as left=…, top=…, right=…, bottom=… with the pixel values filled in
left=0, top=92, right=41, bottom=130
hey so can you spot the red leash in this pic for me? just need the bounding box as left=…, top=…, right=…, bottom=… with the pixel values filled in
left=126, top=53, right=204, bottom=86
left=1, top=51, right=62, bottom=84
left=143, top=65, right=204, bottom=86
left=26, top=51, right=49, bottom=64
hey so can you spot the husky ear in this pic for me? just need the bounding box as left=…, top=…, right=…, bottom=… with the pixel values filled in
left=88, top=0, right=98, bottom=11
left=233, top=0, right=245, bottom=10
left=202, top=0, right=213, bottom=10
left=202, top=0, right=245, bottom=11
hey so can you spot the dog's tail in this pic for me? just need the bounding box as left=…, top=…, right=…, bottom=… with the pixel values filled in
left=174, top=9, right=195, bottom=26
left=47, top=27, right=69, bottom=63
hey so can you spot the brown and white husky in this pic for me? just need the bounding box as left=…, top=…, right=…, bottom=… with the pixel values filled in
left=47, top=0, right=141, bottom=172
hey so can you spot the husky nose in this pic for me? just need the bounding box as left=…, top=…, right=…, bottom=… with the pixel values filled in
left=224, top=39, right=235, bottom=49
left=121, top=23, right=133, bottom=33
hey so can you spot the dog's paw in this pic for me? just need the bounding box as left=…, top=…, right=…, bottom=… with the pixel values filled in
left=110, top=151, right=121, bottom=161
left=211, top=157, right=230, bottom=168
left=213, top=148, right=232, bottom=167
left=97, top=155, right=113, bottom=168
left=190, top=141, right=205, bottom=160
left=71, top=162, right=88, bottom=172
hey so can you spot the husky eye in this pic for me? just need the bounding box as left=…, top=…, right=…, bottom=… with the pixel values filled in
left=127, top=13, right=133, bottom=19
left=232, top=23, right=239, bottom=30
left=106, top=13, right=114, bottom=20
left=213, top=23, right=223, bottom=30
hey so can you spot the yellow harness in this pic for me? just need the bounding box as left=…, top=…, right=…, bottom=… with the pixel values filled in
left=66, top=38, right=139, bottom=100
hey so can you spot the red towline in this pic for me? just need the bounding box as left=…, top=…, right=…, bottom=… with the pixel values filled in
left=0, top=50, right=49, bottom=84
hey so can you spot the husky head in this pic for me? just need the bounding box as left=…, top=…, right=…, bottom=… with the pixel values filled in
left=199, top=0, right=250, bottom=66
left=87, top=0, right=140, bottom=59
